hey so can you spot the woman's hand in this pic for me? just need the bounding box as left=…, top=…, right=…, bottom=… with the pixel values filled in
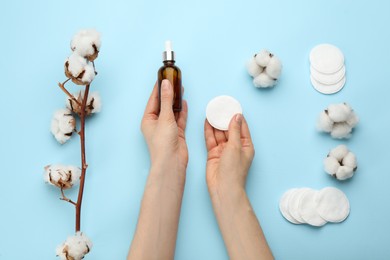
left=204, top=114, right=273, bottom=260
left=141, top=79, right=188, bottom=173
left=204, top=114, right=255, bottom=194
left=128, top=80, right=188, bottom=260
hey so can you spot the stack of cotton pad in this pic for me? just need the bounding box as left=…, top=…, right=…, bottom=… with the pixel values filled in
left=279, top=187, right=350, bottom=227
left=310, top=44, right=346, bottom=94
left=206, top=95, right=242, bottom=131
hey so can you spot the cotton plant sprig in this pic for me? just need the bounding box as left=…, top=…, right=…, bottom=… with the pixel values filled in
left=44, top=29, right=101, bottom=260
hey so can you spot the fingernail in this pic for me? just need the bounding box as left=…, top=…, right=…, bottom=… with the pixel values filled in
left=162, top=79, right=170, bottom=91
left=235, top=114, right=242, bottom=124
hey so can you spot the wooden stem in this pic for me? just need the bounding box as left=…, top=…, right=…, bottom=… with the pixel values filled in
left=75, top=84, right=90, bottom=232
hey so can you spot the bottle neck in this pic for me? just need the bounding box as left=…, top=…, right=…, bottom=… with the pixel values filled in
left=163, top=60, right=175, bottom=66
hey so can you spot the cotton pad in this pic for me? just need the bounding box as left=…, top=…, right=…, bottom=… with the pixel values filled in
left=206, top=95, right=242, bottom=131
left=287, top=188, right=309, bottom=224
left=279, top=189, right=301, bottom=224
left=280, top=186, right=350, bottom=227
left=315, top=187, right=350, bottom=223
left=298, top=189, right=327, bottom=227
left=310, top=44, right=344, bottom=74
left=310, top=75, right=346, bottom=95
left=310, top=65, right=346, bottom=85
left=309, top=44, right=346, bottom=94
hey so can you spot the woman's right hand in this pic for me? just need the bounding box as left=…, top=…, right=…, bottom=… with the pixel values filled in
left=204, top=114, right=255, bottom=195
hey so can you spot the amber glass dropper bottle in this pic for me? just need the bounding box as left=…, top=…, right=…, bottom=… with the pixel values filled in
left=158, top=40, right=182, bottom=112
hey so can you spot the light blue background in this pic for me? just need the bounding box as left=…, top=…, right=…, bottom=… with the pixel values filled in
left=1, top=0, right=389, bottom=259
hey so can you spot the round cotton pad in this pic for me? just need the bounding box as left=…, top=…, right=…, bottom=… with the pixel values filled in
left=298, top=189, right=327, bottom=227
left=311, top=65, right=346, bottom=85
left=279, top=189, right=301, bottom=224
left=206, top=95, right=242, bottom=131
left=311, top=75, right=346, bottom=94
left=288, top=188, right=309, bottom=224
left=315, top=187, right=350, bottom=223
left=310, top=44, right=345, bottom=74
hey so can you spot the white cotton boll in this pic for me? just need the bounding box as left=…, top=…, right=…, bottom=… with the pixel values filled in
left=326, top=145, right=356, bottom=180
left=81, top=62, right=95, bottom=84
left=46, top=165, right=66, bottom=183
left=67, top=91, right=102, bottom=115
left=56, top=232, right=92, bottom=260
left=317, top=110, right=334, bottom=132
left=71, top=29, right=101, bottom=61
left=335, top=166, right=354, bottom=180
left=67, top=165, right=82, bottom=185
left=54, top=133, right=71, bottom=145
left=342, top=152, right=357, bottom=169
left=265, top=56, right=282, bottom=79
left=323, top=156, right=340, bottom=175
left=66, top=53, right=87, bottom=78
left=51, top=109, right=75, bottom=144
left=329, top=144, right=349, bottom=161
left=331, top=122, right=352, bottom=139
left=247, top=56, right=263, bottom=77
left=346, top=111, right=359, bottom=128
left=44, top=164, right=80, bottom=189
left=88, top=91, right=102, bottom=114
left=327, top=103, right=352, bottom=123
left=253, top=73, right=276, bottom=88
left=255, top=49, right=272, bottom=67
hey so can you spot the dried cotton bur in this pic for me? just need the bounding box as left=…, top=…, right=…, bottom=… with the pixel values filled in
left=44, top=29, right=102, bottom=259
left=247, top=49, right=282, bottom=88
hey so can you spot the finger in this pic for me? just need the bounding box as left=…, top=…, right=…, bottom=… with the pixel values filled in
left=204, top=119, right=217, bottom=151
left=241, top=116, right=252, bottom=140
left=159, top=79, right=175, bottom=121
left=142, top=82, right=159, bottom=118
left=177, top=99, right=188, bottom=131
left=214, top=128, right=227, bottom=145
left=227, top=114, right=243, bottom=148
left=241, top=116, right=253, bottom=147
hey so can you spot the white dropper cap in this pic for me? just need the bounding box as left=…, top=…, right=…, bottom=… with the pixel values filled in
left=165, top=40, right=172, bottom=52
left=163, top=40, right=175, bottom=61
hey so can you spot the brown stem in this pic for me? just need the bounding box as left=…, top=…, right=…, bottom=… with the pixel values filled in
left=60, top=188, right=77, bottom=206
left=58, top=79, right=82, bottom=107
left=75, top=84, right=90, bottom=232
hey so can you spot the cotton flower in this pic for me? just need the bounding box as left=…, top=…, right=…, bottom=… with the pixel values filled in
left=66, top=91, right=102, bottom=116
left=56, top=232, right=92, bottom=260
left=51, top=109, right=76, bottom=144
left=255, top=49, right=272, bottom=67
left=64, top=53, right=96, bottom=85
left=327, top=103, right=352, bottom=122
left=265, top=55, right=282, bottom=79
left=246, top=56, right=263, bottom=77
left=317, top=103, right=359, bottom=139
left=247, top=49, right=282, bottom=88
left=324, top=145, right=357, bottom=180
left=71, top=29, right=101, bottom=61
left=44, top=164, right=81, bottom=189
left=253, top=73, right=276, bottom=88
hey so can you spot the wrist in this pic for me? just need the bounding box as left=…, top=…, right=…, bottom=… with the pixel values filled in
left=147, top=159, right=187, bottom=191
left=209, top=184, right=247, bottom=213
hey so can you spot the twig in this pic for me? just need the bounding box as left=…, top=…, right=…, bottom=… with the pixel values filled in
left=75, top=84, right=90, bottom=232
left=58, top=79, right=82, bottom=107
left=60, top=188, right=77, bottom=206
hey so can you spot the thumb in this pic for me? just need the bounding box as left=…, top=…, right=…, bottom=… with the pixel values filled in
left=159, top=79, right=174, bottom=120
left=228, top=113, right=243, bottom=147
